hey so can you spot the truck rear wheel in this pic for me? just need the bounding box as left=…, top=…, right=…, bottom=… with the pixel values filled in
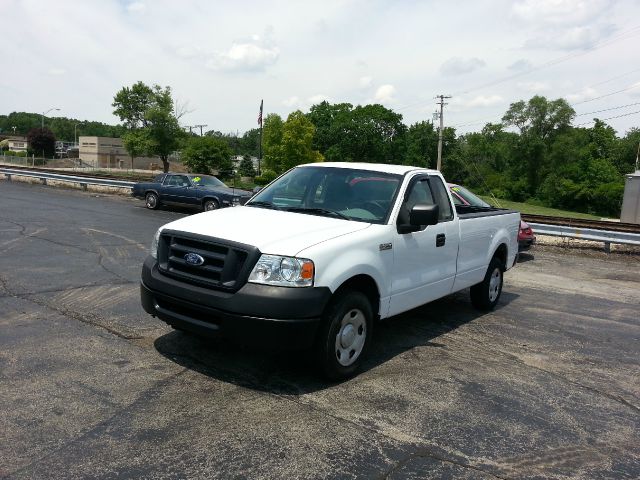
left=314, top=290, right=373, bottom=380
left=470, top=256, right=504, bottom=311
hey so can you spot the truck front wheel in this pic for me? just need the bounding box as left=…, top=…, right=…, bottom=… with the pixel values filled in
left=314, top=291, right=373, bottom=380
left=470, top=256, right=504, bottom=311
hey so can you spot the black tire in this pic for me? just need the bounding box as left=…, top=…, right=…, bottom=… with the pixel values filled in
left=470, top=256, right=504, bottom=311
left=314, top=290, right=373, bottom=380
left=203, top=199, right=219, bottom=212
left=145, top=192, right=160, bottom=210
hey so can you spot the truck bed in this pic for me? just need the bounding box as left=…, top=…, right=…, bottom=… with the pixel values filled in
left=455, top=205, right=519, bottom=219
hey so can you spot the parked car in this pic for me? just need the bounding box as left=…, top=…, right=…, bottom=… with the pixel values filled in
left=140, top=163, right=520, bottom=379
left=448, top=183, right=535, bottom=251
left=132, top=173, right=253, bottom=211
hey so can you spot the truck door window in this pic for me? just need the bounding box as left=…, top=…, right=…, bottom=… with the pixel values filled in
left=397, top=178, right=434, bottom=226
left=429, top=177, right=454, bottom=221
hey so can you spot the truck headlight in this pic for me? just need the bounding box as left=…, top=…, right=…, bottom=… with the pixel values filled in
left=248, top=255, right=314, bottom=287
left=150, top=229, right=161, bottom=259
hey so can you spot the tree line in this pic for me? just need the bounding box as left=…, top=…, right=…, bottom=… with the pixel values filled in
left=4, top=83, right=638, bottom=217
left=258, top=96, right=638, bottom=217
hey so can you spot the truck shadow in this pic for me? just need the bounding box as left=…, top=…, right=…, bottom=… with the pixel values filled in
left=154, top=290, right=519, bottom=395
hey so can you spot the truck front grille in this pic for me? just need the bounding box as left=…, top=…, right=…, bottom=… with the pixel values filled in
left=157, top=231, right=259, bottom=292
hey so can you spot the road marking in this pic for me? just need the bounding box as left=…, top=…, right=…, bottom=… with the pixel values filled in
left=0, top=228, right=48, bottom=253
left=81, top=228, right=148, bottom=251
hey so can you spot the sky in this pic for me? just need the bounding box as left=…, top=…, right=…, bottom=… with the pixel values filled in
left=2, top=0, right=640, bottom=136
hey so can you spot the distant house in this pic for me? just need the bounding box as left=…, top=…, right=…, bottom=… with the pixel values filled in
left=7, top=136, right=28, bottom=153
left=79, top=136, right=158, bottom=169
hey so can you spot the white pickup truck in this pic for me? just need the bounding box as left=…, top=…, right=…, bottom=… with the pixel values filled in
left=141, top=162, right=520, bottom=379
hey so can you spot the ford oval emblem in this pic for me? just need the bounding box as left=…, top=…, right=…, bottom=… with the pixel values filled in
left=184, top=252, right=205, bottom=266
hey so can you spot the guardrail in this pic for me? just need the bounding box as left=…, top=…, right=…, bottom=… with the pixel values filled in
left=0, top=167, right=135, bottom=190
left=529, top=222, right=640, bottom=252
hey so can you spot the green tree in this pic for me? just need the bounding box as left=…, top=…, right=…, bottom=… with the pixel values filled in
left=238, top=155, right=256, bottom=177
left=262, top=113, right=285, bottom=172
left=112, top=82, right=155, bottom=129
left=612, top=127, right=640, bottom=174
left=181, top=135, right=233, bottom=175
left=122, top=130, right=151, bottom=169
left=263, top=111, right=323, bottom=173
left=502, top=96, right=575, bottom=140
left=306, top=102, right=406, bottom=164
left=306, top=101, right=353, bottom=155
left=404, top=121, right=438, bottom=168
left=112, top=82, right=186, bottom=172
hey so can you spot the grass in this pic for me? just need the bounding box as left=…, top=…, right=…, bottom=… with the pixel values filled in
left=479, top=196, right=603, bottom=220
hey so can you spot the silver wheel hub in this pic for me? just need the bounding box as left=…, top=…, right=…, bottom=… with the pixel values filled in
left=489, top=268, right=501, bottom=302
left=335, top=308, right=366, bottom=367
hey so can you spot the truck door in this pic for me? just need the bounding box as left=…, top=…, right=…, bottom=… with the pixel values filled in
left=388, top=175, right=459, bottom=317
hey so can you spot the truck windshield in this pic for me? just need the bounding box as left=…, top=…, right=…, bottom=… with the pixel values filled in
left=247, top=166, right=402, bottom=224
left=189, top=175, right=226, bottom=187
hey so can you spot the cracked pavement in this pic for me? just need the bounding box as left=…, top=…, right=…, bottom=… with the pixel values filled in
left=1, top=180, right=639, bottom=479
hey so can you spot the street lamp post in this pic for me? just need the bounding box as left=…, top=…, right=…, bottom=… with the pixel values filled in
left=40, top=107, right=60, bottom=161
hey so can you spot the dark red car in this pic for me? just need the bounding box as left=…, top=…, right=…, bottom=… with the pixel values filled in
left=448, top=184, right=535, bottom=251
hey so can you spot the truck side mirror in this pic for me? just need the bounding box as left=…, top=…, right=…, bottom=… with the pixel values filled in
left=397, top=204, right=439, bottom=234
left=410, top=204, right=439, bottom=226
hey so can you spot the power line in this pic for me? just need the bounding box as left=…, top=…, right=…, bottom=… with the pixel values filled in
left=575, top=102, right=640, bottom=117
left=574, top=109, right=640, bottom=126
left=570, top=83, right=640, bottom=106
left=395, top=24, right=640, bottom=113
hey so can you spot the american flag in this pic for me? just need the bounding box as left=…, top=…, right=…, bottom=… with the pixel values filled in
left=258, top=99, right=263, bottom=126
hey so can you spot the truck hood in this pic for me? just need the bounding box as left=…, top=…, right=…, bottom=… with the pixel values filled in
left=159, top=206, right=371, bottom=256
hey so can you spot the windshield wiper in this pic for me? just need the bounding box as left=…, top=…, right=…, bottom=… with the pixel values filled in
left=246, top=201, right=279, bottom=209
left=285, top=207, right=349, bottom=220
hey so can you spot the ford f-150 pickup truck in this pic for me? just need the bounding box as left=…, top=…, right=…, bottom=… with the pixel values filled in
left=141, top=162, right=520, bottom=379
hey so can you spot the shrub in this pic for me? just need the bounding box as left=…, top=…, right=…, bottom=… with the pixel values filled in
left=254, top=169, right=278, bottom=185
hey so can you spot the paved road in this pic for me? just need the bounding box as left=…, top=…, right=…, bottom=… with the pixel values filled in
left=1, top=180, right=639, bottom=479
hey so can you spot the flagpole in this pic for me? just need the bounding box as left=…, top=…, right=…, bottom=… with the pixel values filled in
left=258, top=99, right=263, bottom=176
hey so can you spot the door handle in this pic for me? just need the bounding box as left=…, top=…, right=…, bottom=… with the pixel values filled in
left=436, top=233, right=446, bottom=247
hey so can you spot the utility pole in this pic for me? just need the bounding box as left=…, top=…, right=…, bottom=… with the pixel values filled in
left=635, top=141, right=640, bottom=172
left=193, top=124, right=207, bottom=136
left=258, top=99, right=263, bottom=176
left=435, top=95, right=451, bottom=171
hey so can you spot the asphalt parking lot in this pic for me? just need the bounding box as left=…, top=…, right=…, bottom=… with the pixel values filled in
left=1, top=180, right=639, bottom=479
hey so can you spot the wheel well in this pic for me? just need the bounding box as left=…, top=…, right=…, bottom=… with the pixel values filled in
left=493, top=243, right=508, bottom=269
left=334, top=275, right=381, bottom=320
left=202, top=197, right=219, bottom=205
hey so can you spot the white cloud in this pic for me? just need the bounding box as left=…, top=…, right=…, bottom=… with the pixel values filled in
left=126, top=1, right=146, bottom=13
left=373, top=85, right=396, bottom=103
left=47, top=68, right=66, bottom=76
left=517, top=81, right=550, bottom=92
left=564, top=87, right=598, bottom=103
left=282, top=96, right=300, bottom=107
left=307, top=94, right=328, bottom=104
left=508, top=59, right=533, bottom=71
left=359, top=76, right=373, bottom=89
left=628, top=82, right=640, bottom=97
left=208, top=43, right=279, bottom=72
left=525, top=24, right=616, bottom=50
left=440, top=57, right=486, bottom=76
left=512, top=0, right=612, bottom=25
left=175, top=46, right=201, bottom=59
left=207, top=33, right=279, bottom=72
left=465, top=95, right=504, bottom=107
